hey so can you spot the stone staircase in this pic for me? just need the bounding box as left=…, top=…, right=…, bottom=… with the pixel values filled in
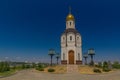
left=67, top=65, right=79, bottom=73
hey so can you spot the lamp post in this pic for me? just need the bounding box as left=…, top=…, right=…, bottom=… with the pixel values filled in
left=56, top=53, right=60, bottom=65
left=83, top=53, right=88, bottom=65
left=48, top=49, right=56, bottom=66
left=88, top=48, right=95, bottom=66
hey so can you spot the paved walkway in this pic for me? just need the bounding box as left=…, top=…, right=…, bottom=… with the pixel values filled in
left=67, top=65, right=79, bottom=73
left=0, top=69, right=120, bottom=80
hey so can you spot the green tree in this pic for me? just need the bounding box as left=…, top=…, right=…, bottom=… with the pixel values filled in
left=32, top=63, right=36, bottom=68
left=21, top=63, right=26, bottom=69
left=26, top=64, right=31, bottom=69
left=5, top=62, right=10, bottom=71
left=112, top=61, right=120, bottom=69
left=0, top=62, right=4, bottom=72
left=0, top=62, right=10, bottom=72
left=102, top=61, right=110, bottom=72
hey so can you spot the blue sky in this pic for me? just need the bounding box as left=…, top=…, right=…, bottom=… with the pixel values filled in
left=0, top=0, right=120, bottom=62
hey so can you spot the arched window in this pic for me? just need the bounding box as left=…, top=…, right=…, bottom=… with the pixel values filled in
left=70, top=22, right=72, bottom=26
left=78, top=53, right=80, bottom=60
left=77, top=37, right=79, bottom=40
left=63, top=53, right=65, bottom=60
left=70, top=36, right=72, bottom=41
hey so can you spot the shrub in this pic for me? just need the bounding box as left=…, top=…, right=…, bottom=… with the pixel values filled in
left=112, top=61, right=120, bottom=69
left=93, top=68, right=101, bottom=73
left=32, top=63, right=36, bottom=68
left=48, top=68, right=55, bottom=72
left=103, top=61, right=108, bottom=68
left=94, top=64, right=98, bottom=67
left=0, top=62, right=10, bottom=72
left=21, top=64, right=26, bottom=69
left=38, top=68, right=44, bottom=71
left=35, top=67, right=44, bottom=71
left=102, top=61, right=110, bottom=72
left=25, top=64, right=31, bottom=69
left=37, top=63, right=48, bottom=68
left=103, top=68, right=111, bottom=72
left=35, top=67, right=39, bottom=70
left=37, top=63, right=43, bottom=68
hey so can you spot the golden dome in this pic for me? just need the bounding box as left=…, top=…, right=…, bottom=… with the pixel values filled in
left=66, top=14, right=75, bottom=21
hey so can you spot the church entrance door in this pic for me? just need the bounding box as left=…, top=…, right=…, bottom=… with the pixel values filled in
left=68, top=50, right=74, bottom=64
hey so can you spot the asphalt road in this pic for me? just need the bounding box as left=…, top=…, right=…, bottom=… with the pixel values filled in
left=0, top=69, right=120, bottom=80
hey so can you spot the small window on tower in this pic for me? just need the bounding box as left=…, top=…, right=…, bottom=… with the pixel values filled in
left=70, top=36, right=72, bottom=41
left=70, top=22, right=71, bottom=26
left=77, top=37, right=79, bottom=40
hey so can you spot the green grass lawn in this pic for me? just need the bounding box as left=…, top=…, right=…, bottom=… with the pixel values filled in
left=0, top=69, right=16, bottom=77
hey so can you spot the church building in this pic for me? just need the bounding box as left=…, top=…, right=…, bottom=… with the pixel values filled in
left=61, top=9, right=82, bottom=65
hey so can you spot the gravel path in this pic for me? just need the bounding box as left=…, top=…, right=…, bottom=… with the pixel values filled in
left=0, top=69, right=120, bottom=80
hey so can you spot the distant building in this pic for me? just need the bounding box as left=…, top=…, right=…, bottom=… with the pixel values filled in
left=61, top=9, right=82, bottom=64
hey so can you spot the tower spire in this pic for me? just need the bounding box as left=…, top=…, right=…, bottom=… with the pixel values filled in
left=69, top=6, right=71, bottom=14
left=66, top=6, right=75, bottom=21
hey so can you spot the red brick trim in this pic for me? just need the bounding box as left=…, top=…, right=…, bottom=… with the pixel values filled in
left=61, top=60, right=67, bottom=64
left=76, top=60, right=82, bottom=64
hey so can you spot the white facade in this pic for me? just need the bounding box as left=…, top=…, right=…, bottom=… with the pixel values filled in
left=61, top=12, right=82, bottom=64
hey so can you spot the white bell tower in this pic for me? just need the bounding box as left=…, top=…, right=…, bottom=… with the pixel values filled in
left=61, top=8, right=82, bottom=65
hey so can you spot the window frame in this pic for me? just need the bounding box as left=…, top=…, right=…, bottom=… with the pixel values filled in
left=70, top=36, right=72, bottom=41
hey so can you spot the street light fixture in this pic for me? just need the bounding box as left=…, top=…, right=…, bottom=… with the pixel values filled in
left=48, top=49, right=56, bottom=66
left=56, top=53, right=60, bottom=65
left=83, top=53, right=88, bottom=65
left=88, top=48, right=95, bottom=66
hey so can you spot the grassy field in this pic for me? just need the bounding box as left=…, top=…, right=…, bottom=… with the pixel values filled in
left=35, top=65, right=119, bottom=74
left=78, top=65, right=96, bottom=74
left=78, top=65, right=115, bottom=74
left=35, top=65, right=67, bottom=74
left=0, top=69, right=16, bottom=77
